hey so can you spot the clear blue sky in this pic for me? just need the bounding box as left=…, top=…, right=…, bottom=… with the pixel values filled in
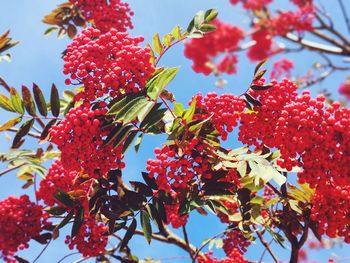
left=0, top=0, right=349, bottom=262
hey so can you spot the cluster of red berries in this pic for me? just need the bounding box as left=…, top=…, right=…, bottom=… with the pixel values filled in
left=146, top=139, right=213, bottom=192
left=0, top=195, right=48, bottom=263
left=291, top=0, right=313, bottom=7
left=65, top=218, right=108, bottom=257
left=165, top=203, right=189, bottom=229
left=50, top=103, right=125, bottom=179
left=63, top=27, right=154, bottom=101
left=247, top=28, right=278, bottom=61
left=268, top=4, right=315, bottom=36
left=270, top=58, right=294, bottom=80
left=198, top=249, right=248, bottom=263
left=184, top=19, right=244, bottom=75
left=193, top=92, right=246, bottom=140
left=311, top=183, right=350, bottom=243
left=217, top=200, right=239, bottom=224
left=223, top=230, right=251, bottom=256
left=229, top=0, right=272, bottom=10
left=70, top=0, right=133, bottom=33
left=339, top=81, right=350, bottom=100
left=36, top=159, right=90, bottom=208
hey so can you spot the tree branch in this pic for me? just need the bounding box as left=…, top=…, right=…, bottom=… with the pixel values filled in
left=253, top=226, right=278, bottom=263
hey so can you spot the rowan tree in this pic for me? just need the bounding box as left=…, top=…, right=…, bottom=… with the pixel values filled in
left=0, top=0, right=350, bottom=262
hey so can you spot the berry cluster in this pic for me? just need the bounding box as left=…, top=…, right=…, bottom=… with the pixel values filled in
left=50, top=103, right=125, bottom=179
left=223, top=230, right=251, bottom=256
left=165, top=203, right=189, bottom=229
left=146, top=139, right=214, bottom=192
left=37, top=159, right=90, bottom=208
left=198, top=249, right=248, bottom=263
left=247, top=28, right=277, bottom=61
left=70, top=0, right=133, bottom=33
left=311, top=183, right=350, bottom=243
left=270, top=58, right=294, bottom=80
left=184, top=19, right=244, bottom=75
left=193, top=92, right=246, bottom=140
left=63, top=27, right=154, bottom=101
left=339, top=81, right=350, bottom=100
left=229, top=0, right=272, bottom=10
left=0, top=195, right=48, bottom=263
left=268, top=4, right=315, bottom=36
left=290, top=0, right=313, bottom=7
left=65, top=218, right=108, bottom=257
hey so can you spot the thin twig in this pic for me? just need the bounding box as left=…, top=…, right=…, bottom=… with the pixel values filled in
left=33, top=239, right=51, bottom=263
left=57, top=252, right=80, bottom=263
left=0, top=163, right=26, bottom=177
left=254, top=226, right=278, bottom=263
left=338, top=0, right=350, bottom=35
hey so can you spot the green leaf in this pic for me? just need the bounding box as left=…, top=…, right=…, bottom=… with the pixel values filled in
left=204, top=9, right=218, bottom=22
left=21, top=85, right=36, bottom=116
left=200, top=24, right=216, bottom=33
left=244, top=93, right=262, bottom=107
left=33, top=83, right=47, bottom=116
left=45, top=206, right=67, bottom=216
left=10, top=88, right=24, bottom=114
left=0, top=116, right=22, bottom=131
left=171, top=25, right=182, bottom=40
left=152, top=33, right=163, bottom=55
left=140, top=106, right=166, bottom=130
left=44, top=27, right=58, bottom=36
left=141, top=210, right=152, bottom=244
left=12, top=119, right=34, bottom=147
left=113, top=124, right=134, bottom=149
left=130, top=181, right=153, bottom=197
left=142, top=172, right=158, bottom=190
left=108, top=94, right=140, bottom=115
left=254, top=60, right=267, bottom=77
left=183, top=98, right=196, bottom=122
left=0, top=94, right=15, bottom=112
left=173, top=102, right=184, bottom=117
left=121, top=98, right=151, bottom=123
left=194, top=10, right=205, bottom=28
left=53, top=189, right=75, bottom=208
left=115, top=97, right=147, bottom=122
left=56, top=210, right=74, bottom=229
left=71, top=207, right=84, bottom=237
left=120, top=219, right=137, bottom=251
left=50, top=84, right=60, bottom=117
left=134, top=133, right=143, bottom=152
left=146, top=67, right=179, bottom=100
left=163, top=33, right=174, bottom=47
left=250, top=84, right=273, bottom=91
left=40, top=119, right=57, bottom=141
left=122, top=130, right=138, bottom=153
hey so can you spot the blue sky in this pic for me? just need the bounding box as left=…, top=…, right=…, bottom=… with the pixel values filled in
left=1, top=0, right=350, bottom=262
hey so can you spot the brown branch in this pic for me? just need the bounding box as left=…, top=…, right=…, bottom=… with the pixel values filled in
left=338, top=0, right=350, bottom=35
left=253, top=226, right=278, bottom=263
left=0, top=163, right=26, bottom=177
left=284, top=33, right=349, bottom=56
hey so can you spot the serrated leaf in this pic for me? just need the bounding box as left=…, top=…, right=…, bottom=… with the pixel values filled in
left=45, top=206, right=67, bottom=216
left=172, top=25, right=182, bottom=40
left=163, top=33, right=174, bottom=47
left=10, top=88, right=24, bottom=114
left=56, top=210, right=74, bottom=229
left=254, top=60, right=267, bottom=76
left=71, top=207, right=84, bottom=237
left=113, top=124, right=134, bottom=149
left=141, top=210, right=152, bottom=244
left=183, top=98, right=196, bottom=122
left=0, top=116, right=22, bottom=131
left=121, top=99, right=150, bottom=123
left=33, top=83, right=47, bottom=116
left=244, top=93, right=262, bottom=107
left=142, top=172, right=158, bottom=190
left=21, top=85, right=36, bottom=116
left=200, top=24, right=216, bottom=33
left=204, top=9, right=218, bottom=22
left=53, top=189, right=75, bottom=208
left=146, top=67, right=179, bottom=100
left=250, top=84, right=273, bottom=91
left=122, top=130, right=138, bottom=153
left=120, top=219, right=137, bottom=251
left=50, top=84, right=60, bottom=117
left=12, top=119, right=34, bottom=147
left=40, top=119, right=57, bottom=141
left=152, top=33, right=163, bottom=55
left=173, top=102, right=184, bottom=117
left=134, top=133, right=143, bottom=152
left=115, top=97, right=147, bottom=122
left=0, top=94, right=15, bottom=112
